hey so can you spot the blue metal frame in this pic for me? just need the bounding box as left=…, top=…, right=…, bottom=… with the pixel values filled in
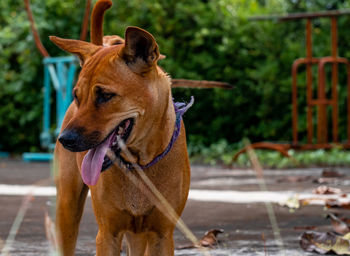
left=23, top=56, right=78, bottom=162
left=0, top=152, right=9, bottom=158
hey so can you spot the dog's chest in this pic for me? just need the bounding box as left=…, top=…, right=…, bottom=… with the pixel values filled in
left=97, top=169, right=169, bottom=216
left=120, top=180, right=155, bottom=215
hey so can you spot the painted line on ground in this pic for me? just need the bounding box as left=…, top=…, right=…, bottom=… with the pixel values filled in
left=0, top=184, right=56, bottom=196
left=0, top=184, right=347, bottom=206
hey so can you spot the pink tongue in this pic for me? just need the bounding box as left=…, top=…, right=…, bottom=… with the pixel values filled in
left=81, top=133, right=115, bottom=185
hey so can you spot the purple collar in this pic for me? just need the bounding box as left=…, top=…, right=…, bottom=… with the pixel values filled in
left=139, top=96, right=194, bottom=169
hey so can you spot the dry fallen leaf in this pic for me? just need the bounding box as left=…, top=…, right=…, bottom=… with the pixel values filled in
left=300, top=231, right=350, bottom=255
left=313, top=185, right=344, bottom=195
left=326, top=199, right=350, bottom=210
left=327, top=213, right=350, bottom=235
left=322, top=169, right=344, bottom=178
left=176, top=228, right=224, bottom=250
left=200, top=229, right=224, bottom=248
left=293, top=226, right=317, bottom=231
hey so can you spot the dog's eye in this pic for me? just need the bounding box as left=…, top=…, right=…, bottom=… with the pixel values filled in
left=95, top=87, right=116, bottom=105
left=112, top=40, right=123, bottom=45
left=73, top=90, right=79, bottom=105
left=99, top=92, right=115, bottom=103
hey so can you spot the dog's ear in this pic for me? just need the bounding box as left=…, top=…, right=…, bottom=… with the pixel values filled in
left=120, top=26, right=160, bottom=74
left=49, top=36, right=101, bottom=66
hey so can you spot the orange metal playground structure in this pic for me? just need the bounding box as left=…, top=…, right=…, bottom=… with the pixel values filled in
left=234, top=10, right=350, bottom=160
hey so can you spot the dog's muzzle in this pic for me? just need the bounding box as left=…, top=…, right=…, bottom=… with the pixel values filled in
left=58, top=129, right=100, bottom=152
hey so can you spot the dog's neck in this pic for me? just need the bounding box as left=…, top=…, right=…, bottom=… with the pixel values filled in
left=122, top=75, right=176, bottom=167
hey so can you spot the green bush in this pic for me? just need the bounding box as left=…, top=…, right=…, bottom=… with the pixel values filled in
left=0, top=0, right=86, bottom=152
left=1, top=0, right=350, bottom=153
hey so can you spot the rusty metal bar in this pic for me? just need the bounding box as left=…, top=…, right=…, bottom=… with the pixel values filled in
left=24, top=0, right=50, bottom=57
left=233, top=142, right=291, bottom=161
left=171, top=79, right=233, bottom=89
left=293, top=58, right=319, bottom=64
left=249, top=10, right=350, bottom=21
left=309, top=99, right=334, bottom=105
left=319, top=56, right=348, bottom=64
left=303, top=57, right=349, bottom=65
left=80, top=0, right=92, bottom=41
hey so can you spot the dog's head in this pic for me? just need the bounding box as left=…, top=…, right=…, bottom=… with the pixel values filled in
left=51, top=27, right=172, bottom=184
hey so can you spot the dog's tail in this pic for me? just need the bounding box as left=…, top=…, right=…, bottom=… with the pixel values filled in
left=90, top=0, right=112, bottom=45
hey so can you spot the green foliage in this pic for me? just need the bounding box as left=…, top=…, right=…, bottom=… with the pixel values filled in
left=235, top=148, right=350, bottom=169
left=2, top=0, right=350, bottom=153
left=0, top=0, right=86, bottom=152
left=189, top=141, right=350, bottom=169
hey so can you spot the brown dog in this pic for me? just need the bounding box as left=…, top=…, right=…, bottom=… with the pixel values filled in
left=51, top=4, right=191, bottom=256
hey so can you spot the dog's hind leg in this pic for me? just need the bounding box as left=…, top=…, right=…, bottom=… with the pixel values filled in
left=54, top=145, right=89, bottom=256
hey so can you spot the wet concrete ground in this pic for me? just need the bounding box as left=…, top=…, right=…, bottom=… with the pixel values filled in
left=1, top=158, right=349, bottom=255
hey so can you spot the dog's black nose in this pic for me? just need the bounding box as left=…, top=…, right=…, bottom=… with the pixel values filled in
left=58, top=130, right=80, bottom=151
left=58, top=129, right=98, bottom=152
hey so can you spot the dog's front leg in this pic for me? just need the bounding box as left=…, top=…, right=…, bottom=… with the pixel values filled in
left=95, top=230, right=123, bottom=256
left=55, top=147, right=89, bottom=256
left=147, top=231, right=175, bottom=256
